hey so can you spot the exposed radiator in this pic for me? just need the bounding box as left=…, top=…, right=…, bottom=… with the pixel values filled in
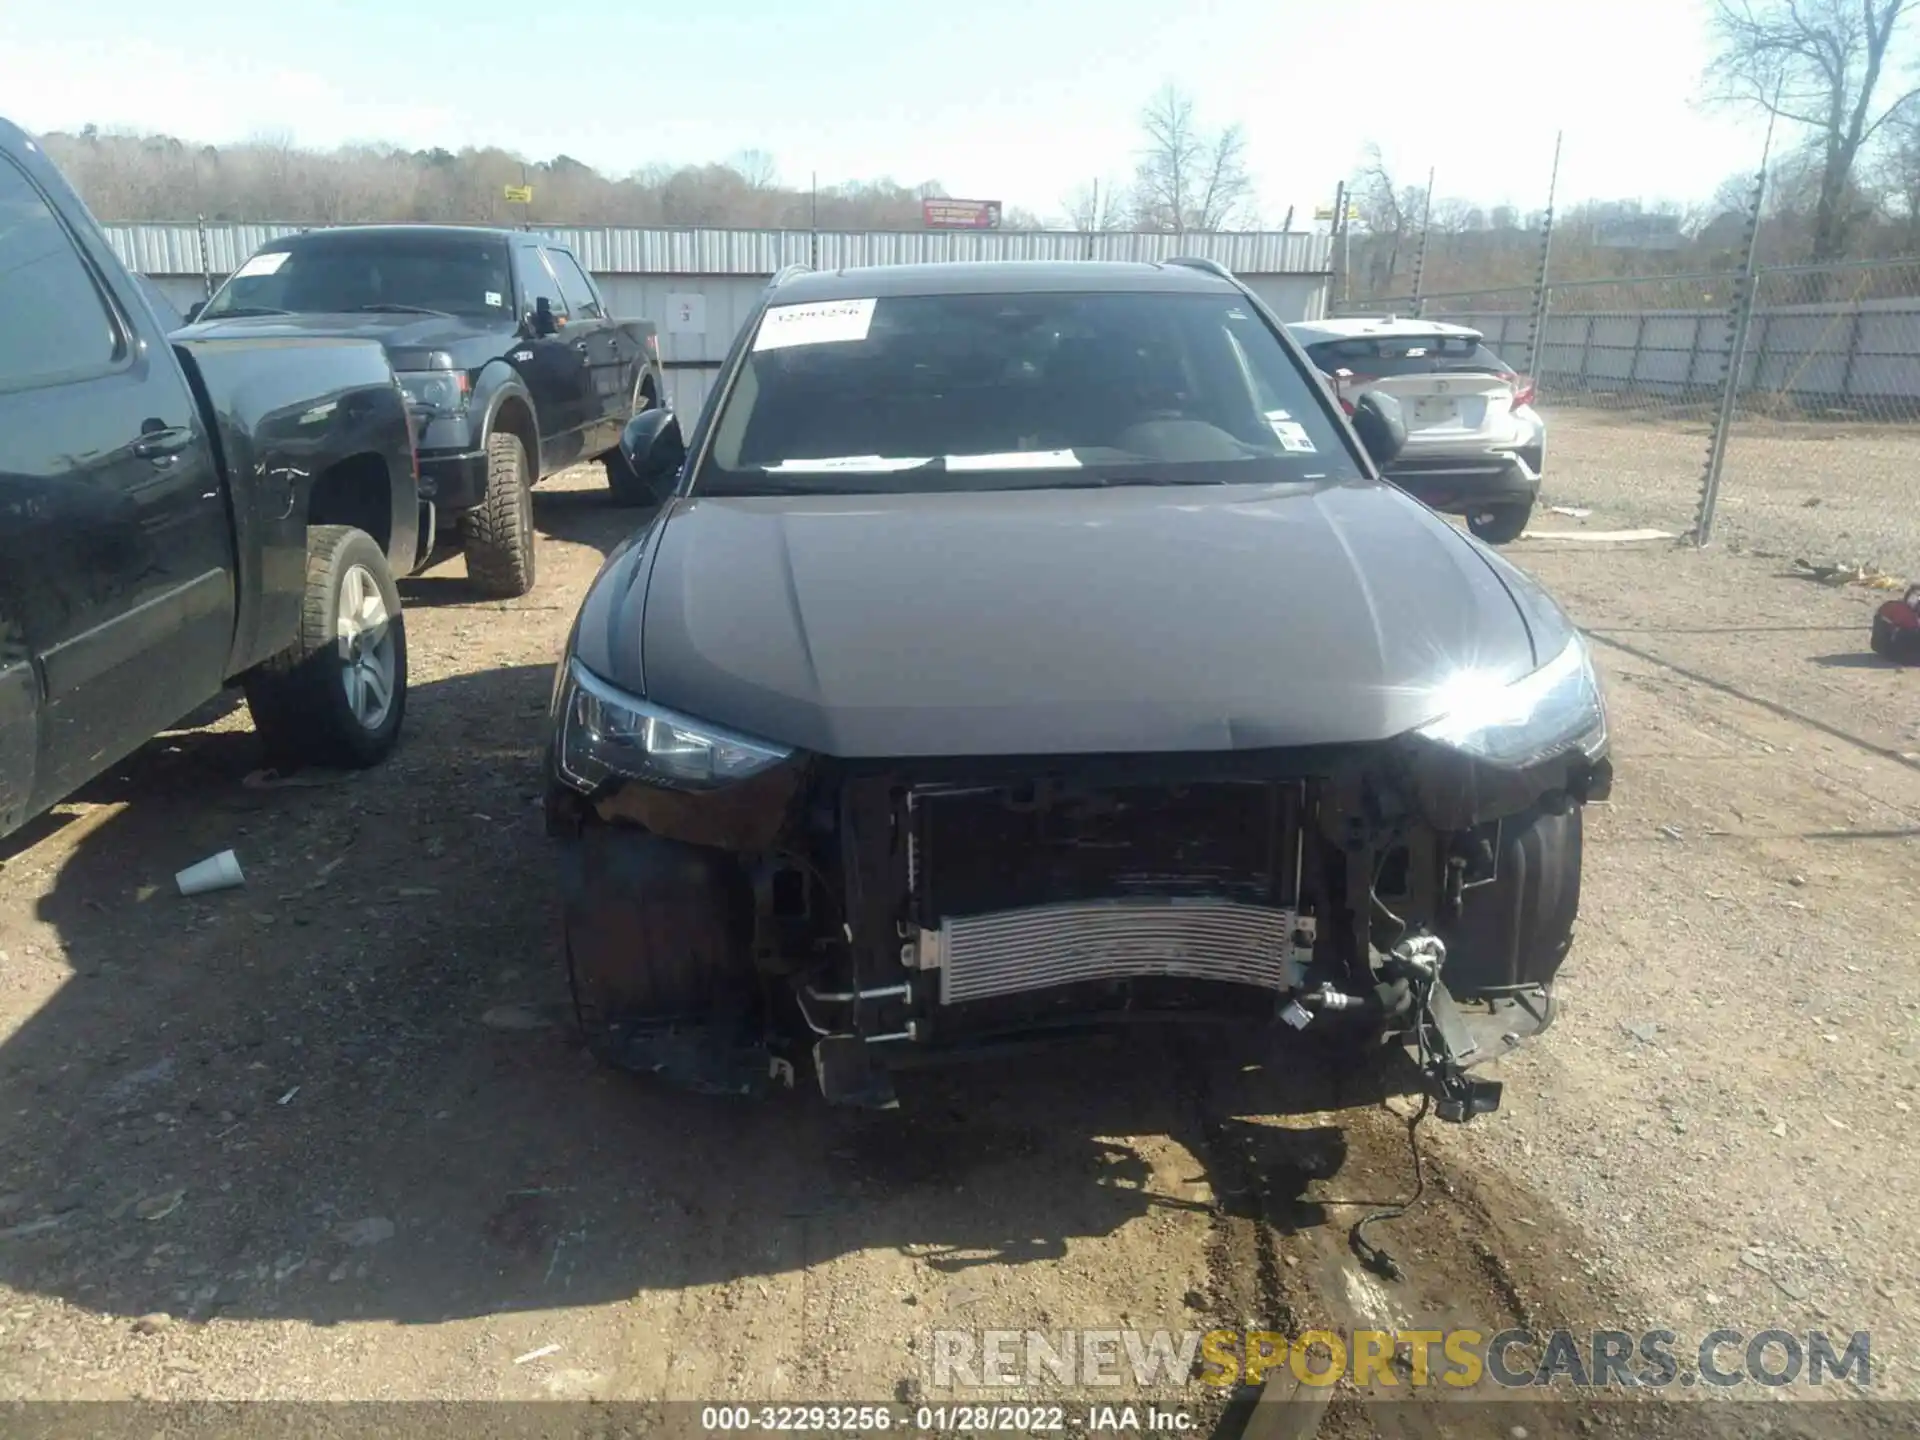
left=933, top=898, right=1297, bottom=1006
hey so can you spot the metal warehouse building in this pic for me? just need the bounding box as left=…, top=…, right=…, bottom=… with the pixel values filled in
left=103, top=223, right=1335, bottom=418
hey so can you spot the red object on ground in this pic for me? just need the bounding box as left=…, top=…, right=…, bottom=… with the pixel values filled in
left=1870, top=586, right=1920, bottom=663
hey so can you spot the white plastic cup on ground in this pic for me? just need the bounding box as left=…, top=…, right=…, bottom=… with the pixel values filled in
left=176, top=849, right=244, bottom=896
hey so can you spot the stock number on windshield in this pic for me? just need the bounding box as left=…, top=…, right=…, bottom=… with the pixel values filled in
left=701, top=1404, right=1068, bottom=1432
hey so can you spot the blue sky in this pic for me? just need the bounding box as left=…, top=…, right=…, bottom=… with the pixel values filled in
left=5, top=0, right=1769, bottom=223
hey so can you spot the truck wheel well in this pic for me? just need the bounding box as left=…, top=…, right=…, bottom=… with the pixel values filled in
left=492, top=396, right=539, bottom=478
left=307, top=453, right=393, bottom=554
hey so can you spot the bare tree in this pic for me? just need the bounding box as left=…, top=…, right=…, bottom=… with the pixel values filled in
left=1193, top=127, right=1254, bottom=230
left=1130, top=85, right=1252, bottom=232
left=731, top=149, right=779, bottom=190
left=33, top=126, right=975, bottom=230
left=1708, top=0, right=1920, bottom=261
left=1064, top=178, right=1126, bottom=230
left=1350, top=143, right=1431, bottom=292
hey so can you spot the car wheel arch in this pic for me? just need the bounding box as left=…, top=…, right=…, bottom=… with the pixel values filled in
left=486, top=388, right=541, bottom=479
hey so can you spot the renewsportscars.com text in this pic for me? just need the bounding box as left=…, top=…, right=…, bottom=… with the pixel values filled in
left=929, top=1327, right=1873, bottom=1390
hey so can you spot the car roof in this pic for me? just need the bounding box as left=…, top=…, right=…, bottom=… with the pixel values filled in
left=1286, top=316, right=1486, bottom=345
left=768, top=260, right=1243, bottom=304
left=263, top=224, right=535, bottom=248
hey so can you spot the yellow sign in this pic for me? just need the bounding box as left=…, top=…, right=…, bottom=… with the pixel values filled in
left=503, top=184, right=534, bottom=204
left=1314, top=205, right=1359, bottom=222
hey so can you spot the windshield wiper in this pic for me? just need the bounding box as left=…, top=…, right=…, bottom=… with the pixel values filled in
left=356, top=303, right=453, bottom=316
left=204, top=306, right=291, bottom=318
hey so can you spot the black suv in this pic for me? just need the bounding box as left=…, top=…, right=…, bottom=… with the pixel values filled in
left=183, top=226, right=667, bottom=598
left=543, top=257, right=1610, bottom=1118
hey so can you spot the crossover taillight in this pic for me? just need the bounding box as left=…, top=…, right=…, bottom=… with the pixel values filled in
left=1333, top=370, right=1377, bottom=417
left=1509, top=373, right=1537, bottom=408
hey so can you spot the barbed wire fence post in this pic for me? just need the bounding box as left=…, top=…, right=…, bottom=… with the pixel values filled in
left=1695, top=110, right=1777, bottom=549
left=196, top=215, right=213, bottom=298
left=1524, top=132, right=1563, bottom=383
left=1410, top=167, right=1435, bottom=317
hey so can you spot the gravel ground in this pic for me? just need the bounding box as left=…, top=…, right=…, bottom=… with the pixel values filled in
left=0, top=467, right=1914, bottom=1435
left=1541, top=408, right=1920, bottom=581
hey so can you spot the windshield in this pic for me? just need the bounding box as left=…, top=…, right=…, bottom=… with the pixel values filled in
left=201, top=234, right=515, bottom=320
left=695, top=290, right=1362, bottom=495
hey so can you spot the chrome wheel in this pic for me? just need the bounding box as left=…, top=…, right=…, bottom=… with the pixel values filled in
left=335, top=563, right=396, bottom=731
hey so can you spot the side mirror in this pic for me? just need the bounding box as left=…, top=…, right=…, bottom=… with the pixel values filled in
left=620, top=408, right=687, bottom=486
left=184, top=300, right=205, bottom=324
left=1351, top=391, right=1407, bottom=470
left=530, top=298, right=559, bottom=338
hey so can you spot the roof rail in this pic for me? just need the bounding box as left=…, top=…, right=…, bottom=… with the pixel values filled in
left=769, top=263, right=811, bottom=288
left=1164, top=255, right=1234, bottom=280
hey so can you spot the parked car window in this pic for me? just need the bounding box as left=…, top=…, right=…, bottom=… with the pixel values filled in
left=546, top=248, right=603, bottom=319
left=200, top=233, right=515, bottom=321
left=701, top=290, right=1361, bottom=495
left=1305, top=334, right=1513, bottom=377
left=517, top=246, right=568, bottom=322
left=0, top=156, right=121, bottom=390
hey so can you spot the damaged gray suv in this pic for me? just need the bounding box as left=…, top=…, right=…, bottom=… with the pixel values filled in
left=541, top=257, right=1612, bottom=1119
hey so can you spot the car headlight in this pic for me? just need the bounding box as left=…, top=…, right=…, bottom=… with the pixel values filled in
left=555, top=659, right=794, bottom=793
left=1416, top=633, right=1606, bottom=767
left=395, top=368, right=471, bottom=417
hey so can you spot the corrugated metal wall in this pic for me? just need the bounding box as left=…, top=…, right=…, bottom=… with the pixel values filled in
left=103, top=222, right=1331, bottom=279
left=1436, top=303, right=1920, bottom=404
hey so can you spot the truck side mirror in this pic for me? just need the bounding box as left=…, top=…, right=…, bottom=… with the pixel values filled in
left=184, top=300, right=205, bottom=324
left=530, top=298, right=559, bottom=338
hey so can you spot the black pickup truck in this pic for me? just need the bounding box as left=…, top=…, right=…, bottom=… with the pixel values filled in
left=0, top=117, right=420, bottom=842
left=180, top=226, right=668, bottom=599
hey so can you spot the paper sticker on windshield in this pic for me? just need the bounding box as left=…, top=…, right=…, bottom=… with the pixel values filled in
left=485, top=290, right=504, bottom=308
left=768, top=455, right=929, bottom=473
left=754, top=298, right=876, bottom=351
left=234, top=251, right=290, bottom=278
left=1269, top=419, right=1317, bottom=453
left=946, top=450, right=1081, bottom=471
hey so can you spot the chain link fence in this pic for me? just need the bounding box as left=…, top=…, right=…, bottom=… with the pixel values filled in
left=1520, top=273, right=1729, bottom=541
left=1712, top=259, right=1920, bottom=579
left=1322, top=260, right=1920, bottom=579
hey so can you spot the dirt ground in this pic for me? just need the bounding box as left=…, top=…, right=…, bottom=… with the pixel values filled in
left=0, top=466, right=1915, bottom=1436
left=1540, top=408, right=1920, bottom=581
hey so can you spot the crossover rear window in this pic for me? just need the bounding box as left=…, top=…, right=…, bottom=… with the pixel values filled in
left=1305, top=335, right=1512, bottom=377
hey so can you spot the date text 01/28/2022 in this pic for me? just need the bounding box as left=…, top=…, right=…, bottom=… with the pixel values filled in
left=699, top=1404, right=1196, bottom=1432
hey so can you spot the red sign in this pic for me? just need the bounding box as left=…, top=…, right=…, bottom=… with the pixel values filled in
left=922, top=198, right=1003, bottom=230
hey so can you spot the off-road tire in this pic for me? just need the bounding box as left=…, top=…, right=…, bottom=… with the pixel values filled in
left=462, top=432, right=536, bottom=598
left=1467, top=499, right=1533, bottom=546
left=243, top=525, right=407, bottom=770
left=602, top=384, right=663, bottom=508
